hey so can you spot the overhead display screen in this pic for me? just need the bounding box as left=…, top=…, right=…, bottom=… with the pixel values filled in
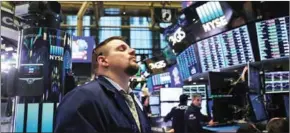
left=176, top=45, right=200, bottom=80
left=160, top=88, right=183, bottom=102
left=72, top=36, right=94, bottom=63
left=197, top=35, right=225, bottom=72
left=197, top=25, right=254, bottom=72
left=256, top=16, right=289, bottom=60
left=152, top=72, right=171, bottom=86
left=220, top=25, right=254, bottom=66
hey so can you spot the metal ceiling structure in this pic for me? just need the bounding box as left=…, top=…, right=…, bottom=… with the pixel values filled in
left=60, top=1, right=182, bottom=35
left=59, top=1, right=182, bottom=10
left=1, top=1, right=183, bottom=35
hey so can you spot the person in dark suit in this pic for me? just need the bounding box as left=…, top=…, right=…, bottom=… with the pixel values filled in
left=184, top=94, right=217, bottom=133
left=164, top=94, right=189, bottom=133
left=54, top=36, right=152, bottom=133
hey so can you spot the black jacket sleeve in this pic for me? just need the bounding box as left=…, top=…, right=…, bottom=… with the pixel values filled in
left=164, top=107, right=175, bottom=122
left=54, top=88, right=105, bottom=133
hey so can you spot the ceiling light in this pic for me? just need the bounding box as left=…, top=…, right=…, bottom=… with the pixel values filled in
left=5, top=47, right=13, bottom=52
left=199, top=77, right=204, bottom=80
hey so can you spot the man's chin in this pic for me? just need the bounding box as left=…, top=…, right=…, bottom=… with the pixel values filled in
left=124, top=65, right=139, bottom=76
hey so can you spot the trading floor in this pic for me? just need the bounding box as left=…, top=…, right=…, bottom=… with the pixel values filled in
left=1, top=1, right=289, bottom=133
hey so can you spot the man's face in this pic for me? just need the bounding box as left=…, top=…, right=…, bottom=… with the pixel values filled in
left=192, top=96, right=202, bottom=107
left=105, top=39, right=139, bottom=76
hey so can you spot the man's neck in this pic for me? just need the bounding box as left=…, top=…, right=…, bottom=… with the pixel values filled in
left=102, top=72, right=130, bottom=93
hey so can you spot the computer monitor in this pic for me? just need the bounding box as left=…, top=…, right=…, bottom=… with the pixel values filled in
left=248, top=63, right=262, bottom=94
left=183, top=85, right=207, bottom=99
left=212, top=97, right=234, bottom=123
left=160, top=102, right=179, bottom=117
left=208, top=72, right=239, bottom=96
left=160, top=88, right=183, bottom=102
left=248, top=94, right=268, bottom=122
left=150, top=105, right=160, bottom=115
left=283, top=95, right=289, bottom=118
left=149, top=96, right=160, bottom=105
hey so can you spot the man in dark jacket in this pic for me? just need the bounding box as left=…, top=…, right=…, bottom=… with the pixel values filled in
left=54, top=36, right=152, bottom=133
left=185, top=94, right=217, bottom=133
left=164, top=94, right=189, bottom=133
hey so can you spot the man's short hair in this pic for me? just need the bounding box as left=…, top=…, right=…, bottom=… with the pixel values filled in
left=192, top=93, right=202, bottom=99
left=92, top=36, right=127, bottom=70
left=266, top=118, right=289, bottom=133
left=93, top=36, right=127, bottom=57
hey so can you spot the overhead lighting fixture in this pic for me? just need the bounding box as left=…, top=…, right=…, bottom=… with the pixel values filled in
left=123, top=11, right=126, bottom=15
left=199, top=77, right=204, bottom=80
left=193, top=82, right=196, bottom=85
left=5, top=47, right=14, bottom=52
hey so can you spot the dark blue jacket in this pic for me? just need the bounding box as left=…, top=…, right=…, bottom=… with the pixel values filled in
left=184, top=104, right=211, bottom=133
left=164, top=104, right=188, bottom=133
left=54, top=76, right=152, bottom=133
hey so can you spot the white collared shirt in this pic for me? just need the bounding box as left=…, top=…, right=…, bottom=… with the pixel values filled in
left=104, top=76, right=143, bottom=111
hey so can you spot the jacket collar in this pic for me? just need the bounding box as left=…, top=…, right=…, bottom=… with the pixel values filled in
left=190, top=104, right=201, bottom=111
left=96, top=76, right=140, bottom=130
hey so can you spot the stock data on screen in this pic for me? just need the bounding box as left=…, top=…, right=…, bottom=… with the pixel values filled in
left=176, top=45, right=199, bottom=80
left=197, top=25, right=254, bottom=72
left=256, top=16, right=290, bottom=60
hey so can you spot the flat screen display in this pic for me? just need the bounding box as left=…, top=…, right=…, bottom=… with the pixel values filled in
left=256, top=16, right=289, bottom=60
left=168, top=64, right=183, bottom=87
left=19, top=64, right=43, bottom=78
left=248, top=63, right=261, bottom=94
left=220, top=25, right=254, bottom=66
left=183, top=85, right=207, bottom=99
left=265, top=71, right=289, bottom=93
left=249, top=94, right=268, bottom=122
left=283, top=95, right=289, bottom=118
left=152, top=72, right=171, bottom=86
left=160, top=88, right=183, bottom=101
left=160, top=102, right=179, bottom=116
left=151, top=105, right=160, bottom=115
left=72, top=36, right=94, bottom=63
left=197, top=25, right=254, bottom=72
left=150, top=96, right=160, bottom=105
left=176, top=45, right=200, bottom=80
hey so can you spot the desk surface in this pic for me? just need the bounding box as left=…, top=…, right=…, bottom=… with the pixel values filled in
left=203, top=125, right=240, bottom=132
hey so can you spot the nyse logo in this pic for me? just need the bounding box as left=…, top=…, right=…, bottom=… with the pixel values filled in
left=168, top=27, right=186, bottom=46
left=196, top=2, right=228, bottom=32
left=149, top=60, right=166, bottom=70
left=50, top=46, right=64, bottom=61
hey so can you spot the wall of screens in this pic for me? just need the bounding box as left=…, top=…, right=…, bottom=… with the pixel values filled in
left=197, top=25, right=254, bottom=72
left=256, top=16, right=289, bottom=60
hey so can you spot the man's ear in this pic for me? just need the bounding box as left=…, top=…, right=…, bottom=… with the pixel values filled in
left=97, top=56, right=109, bottom=67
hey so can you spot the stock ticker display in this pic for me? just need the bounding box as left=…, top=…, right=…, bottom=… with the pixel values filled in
left=256, top=16, right=290, bottom=60
left=197, top=35, right=225, bottom=72
left=176, top=45, right=200, bottom=80
left=197, top=25, right=254, bottom=72
left=220, top=25, right=254, bottom=66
